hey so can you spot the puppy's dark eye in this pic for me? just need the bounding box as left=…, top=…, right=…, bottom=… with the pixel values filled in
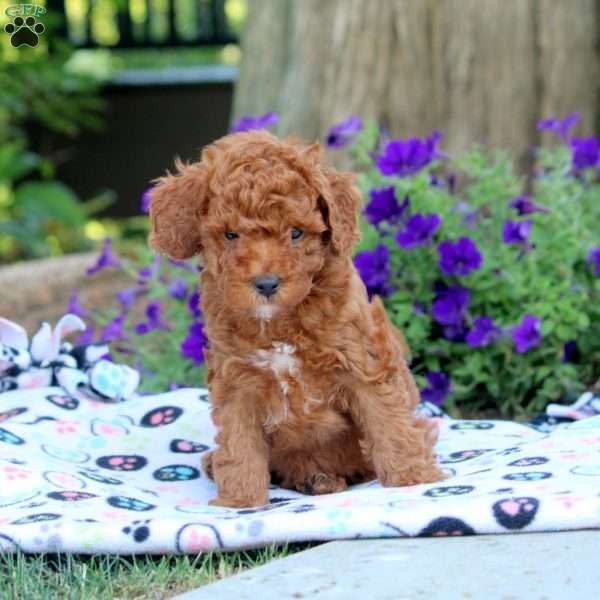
left=291, top=228, right=304, bottom=240
left=224, top=232, right=239, bottom=241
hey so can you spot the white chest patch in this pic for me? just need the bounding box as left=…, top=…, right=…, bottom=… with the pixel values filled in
left=252, top=343, right=298, bottom=380
left=256, top=305, right=277, bottom=320
left=251, top=342, right=299, bottom=427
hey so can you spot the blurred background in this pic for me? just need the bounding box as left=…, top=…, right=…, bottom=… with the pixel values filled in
left=1, top=0, right=598, bottom=262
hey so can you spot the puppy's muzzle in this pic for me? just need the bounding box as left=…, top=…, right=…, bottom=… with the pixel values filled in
left=253, top=275, right=281, bottom=298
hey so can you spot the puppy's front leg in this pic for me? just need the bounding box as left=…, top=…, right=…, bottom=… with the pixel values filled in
left=208, top=374, right=271, bottom=508
left=349, top=368, right=445, bottom=487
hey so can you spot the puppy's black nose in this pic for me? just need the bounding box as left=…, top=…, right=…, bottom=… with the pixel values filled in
left=254, top=275, right=281, bottom=297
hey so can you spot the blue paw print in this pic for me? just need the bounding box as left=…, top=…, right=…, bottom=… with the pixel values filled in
left=153, top=464, right=200, bottom=482
left=92, top=362, right=126, bottom=397
left=503, top=471, right=551, bottom=481
left=107, top=496, right=156, bottom=511
left=0, top=428, right=24, bottom=445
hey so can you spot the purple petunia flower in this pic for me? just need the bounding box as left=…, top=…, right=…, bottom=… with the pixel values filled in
left=68, top=290, right=90, bottom=319
left=117, top=287, right=144, bottom=310
left=137, top=254, right=161, bottom=284
left=512, top=314, right=543, bottom=354
left=181, top=321, right=208, bottom=365
left=231, top=112, right=278, bottom=134
left=376, top=131, right=444, bottom=177
left=134, top=300, right=170, bottom=336
left=466, top=317, right=502, bottom=348
left=141, top=189, right=151, bottom=214
left=438, top=237, right=482, bottom=276
left=421, top=371, right=452, bottom=407
left=587, top=247, right=600, bottom=276
left=503, top=220, right=533, bottom=245
left=432, top=285, right=471, bottom=326
left=188, top=291, right=202, bottom=318
left=364, top=187, right=409, bottom=226
left=326, top=116, right=363, bottom=149
left=509, top=196, right=549, bottom=216
left=571, top=137, right=600, bottom=170
left=562, top=340, right=579, bottom=363
left=396, top=214, right=442, bottom=249
left=100, top=314, right=127, bottom=343
left=168, top=279, right=188, bottom=301
left=537, top=112, right=580, bottom=143
left=86, top=238, right=121, bottom=276
left=354, top=245, right=392, bottom=298
left=443, top=322, right=469, bottom=343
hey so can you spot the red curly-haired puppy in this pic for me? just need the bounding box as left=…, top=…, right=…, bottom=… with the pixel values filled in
left=149, top=130, right=445, bottom=508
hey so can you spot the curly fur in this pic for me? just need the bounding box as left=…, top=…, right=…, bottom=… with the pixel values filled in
left=149, top=130, right=445, bottom=508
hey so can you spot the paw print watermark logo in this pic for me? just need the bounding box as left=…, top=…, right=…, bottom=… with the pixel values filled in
left=4, top=4, right=46, bottom=48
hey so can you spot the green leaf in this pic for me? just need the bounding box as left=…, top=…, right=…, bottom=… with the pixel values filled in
left=13, top=182, right=85, bottom=227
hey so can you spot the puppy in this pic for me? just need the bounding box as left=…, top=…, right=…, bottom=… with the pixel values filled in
left=149, top=131, right=445, bottom=508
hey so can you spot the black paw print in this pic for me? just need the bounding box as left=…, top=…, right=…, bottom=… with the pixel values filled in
left=4, top=16, right=45, bottom=48
left=123, top=519, right=151, bottom=543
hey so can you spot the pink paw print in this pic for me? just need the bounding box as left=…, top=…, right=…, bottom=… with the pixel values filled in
left=2, top=466, right=31, bottom=481
left=106, top=456, right=142, bottom=470
left=55, top=421, right=80, bottom=435
left=188, top=529, right=214, bottom=552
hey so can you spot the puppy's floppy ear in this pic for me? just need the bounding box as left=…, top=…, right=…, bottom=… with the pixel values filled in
left=148, top=159, right=207, bottom=260
left=317, top=160, right=362, bottom=257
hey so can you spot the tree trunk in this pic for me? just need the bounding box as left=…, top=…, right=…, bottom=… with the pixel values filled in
left=233, top=0, right=600, bottom=169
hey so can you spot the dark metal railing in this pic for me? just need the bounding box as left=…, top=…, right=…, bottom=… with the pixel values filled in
left=46, top=0, right=239, bottom=49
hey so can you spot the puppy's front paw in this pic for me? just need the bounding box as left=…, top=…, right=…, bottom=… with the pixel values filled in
left=379, top=463, right=447, bottom=487
left=296, top=473, right=348, bottom=495
left=208, top=495, right=269, bottom=509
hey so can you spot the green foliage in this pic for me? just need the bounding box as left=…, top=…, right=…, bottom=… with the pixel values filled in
left=0, top=9, right=108, bottom=263
left=350, top=124, right=600, bottom=418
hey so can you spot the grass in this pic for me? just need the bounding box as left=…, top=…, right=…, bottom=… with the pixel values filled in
left=0, top=544, right=307, bottom=599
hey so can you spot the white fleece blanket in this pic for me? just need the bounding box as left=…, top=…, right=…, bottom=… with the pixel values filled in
left=1, top=385, right=600, bottom=554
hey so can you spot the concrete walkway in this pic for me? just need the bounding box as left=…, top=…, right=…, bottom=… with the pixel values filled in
left=174, top=530, right=599, bottom=600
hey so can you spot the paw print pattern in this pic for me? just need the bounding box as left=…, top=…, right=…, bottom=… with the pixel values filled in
left=423, top=485, right=475, bottom=498
left=47, top=491, right=98, bottom=502
left=492, top=497, right=539, bottom=530
left=96, top=455, right=147, bottom=471
left=503, top=472, right=551, bottom=481
left=10, top=513, right=61, bottom=525
left=169, top=439, right=209, bottom=454
left=508, top=457, right=549, bottom=467
left=440, top=449, right=491, bottom=464
left=122, top=519, right=151, bottom=543
left=43, top=471, right=87, bottom=490
left=140, top=406, right=183, bottom=427
left=497, top=447, right=523, bottom=457
left=153, top=464, right=200, bottom=482
left=78, top=470, right=123, bottom=485
left=0, top=407, right=27, bottom=422
left=4, top=16, right=45, bottom=48
left=46, top=395, right=79, bottom=410
left=419, top=516, right=475, bottom=537
left=0, top=428, right=25, bottom=445
left=106, top=495, right=156, bottom=512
